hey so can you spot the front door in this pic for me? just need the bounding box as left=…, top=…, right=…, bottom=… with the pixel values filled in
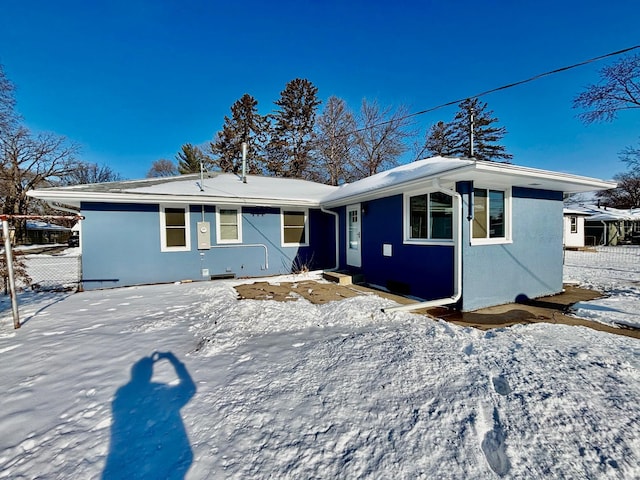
left=346, top=204, right=361, bottom=267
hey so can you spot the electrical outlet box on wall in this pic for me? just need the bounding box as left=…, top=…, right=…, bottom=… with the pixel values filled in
left=197, top=221, right=211, bottom=250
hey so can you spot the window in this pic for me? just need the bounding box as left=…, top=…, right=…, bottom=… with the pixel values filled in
left=348, top=209, right=358, bottom=249
left=472, top=187, right=510, bottom=243
left=216, top=207, right=242, bottom=243
left=405, top=191, right=454, bottom=243
left=570, top=216, right=578, bottom=234
left=282, top=209, right=309, bottom=246
left=160, top=205, right=191, bottom=252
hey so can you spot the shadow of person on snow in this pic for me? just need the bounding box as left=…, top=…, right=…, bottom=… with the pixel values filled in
left=102, top=351, right=196, bottom=479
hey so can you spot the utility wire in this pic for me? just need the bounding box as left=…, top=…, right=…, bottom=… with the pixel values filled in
left=345, top=44, right=640, bottom=136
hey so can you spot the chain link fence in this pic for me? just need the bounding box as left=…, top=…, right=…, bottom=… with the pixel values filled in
left=564, top=245, right=639, bottom=285
left=565, top=245, right=640, bottom=266
left=2, top=247, right=81, bottom=293
left=21, top=250, right=82, bottom=292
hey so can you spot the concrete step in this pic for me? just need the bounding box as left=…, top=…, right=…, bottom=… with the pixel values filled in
left=322, top=271, right=365, bottom=286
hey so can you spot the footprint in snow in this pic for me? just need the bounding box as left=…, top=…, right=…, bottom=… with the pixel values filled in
left=492, top=376, right=511, bottom=396
left=481, top=407, right=511, bottom=477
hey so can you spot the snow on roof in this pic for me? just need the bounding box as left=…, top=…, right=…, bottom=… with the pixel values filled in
left=322, top=156, right=616, bottom=206
left=322, top=156, right=474, bottom=205
left=133, top=173, right=337, bottom=203
left=563, top=208, right=592, bottom=216
left=566, top=205, right=640, bottom=221
left=25, top=220, right=70, bottom=231
left=28, top=172, right=338, bottom=207
left=28, top=157, right=616, bottom=209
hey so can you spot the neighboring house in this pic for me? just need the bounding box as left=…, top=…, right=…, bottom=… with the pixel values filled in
left=564, top=204, right=640, bottom=246
left=25, top=220, right=71, bottom=245
left=562, top=209, right=591, bottom=248
left=28, top=157, right=615, bottom=311
left=0, top=220, right=71, bottom=245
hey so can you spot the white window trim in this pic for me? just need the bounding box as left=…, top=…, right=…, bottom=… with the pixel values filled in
left=159, top=204, right=191, bottom=252
left=470, top=186, right=512, bottom=246
left=216, top=206, right=243, bottom=244
left=570, top=216, right=578, bottom=234
left=403, top=188, right=455, bottom=246
left=281, top=208, right=309, bottom=247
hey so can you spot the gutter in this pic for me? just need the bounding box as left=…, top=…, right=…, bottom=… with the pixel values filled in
left=321, top=207, right=339, bottom=271
left=382, top=180, right=463, bottom=313
left=27, top=190, right=324, bottom=209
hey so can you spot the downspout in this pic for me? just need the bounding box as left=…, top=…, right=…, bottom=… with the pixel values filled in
left=321, top=207, right=339, bottom=271
left=50, top=203, right=81, bottom=215
left=382, top=180, right=463, bottom=313
left=45, top=202, right=84, bottom=252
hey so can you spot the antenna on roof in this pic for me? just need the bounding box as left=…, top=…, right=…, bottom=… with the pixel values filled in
left=241, top=142, right=248, bottom=183
left=469, top=104, right=475, bottom=158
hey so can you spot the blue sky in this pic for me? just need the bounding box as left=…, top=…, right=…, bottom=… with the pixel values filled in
left=1, top=0, right=639, bottom=181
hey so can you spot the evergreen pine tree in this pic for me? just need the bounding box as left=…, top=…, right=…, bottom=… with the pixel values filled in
left=176, top=143, right=207, bottom=174
left=449, top=98, right=512, bottom=162
left=266, top=78, right=321, bottom=178
left=210, top=94, right=268, bottom=174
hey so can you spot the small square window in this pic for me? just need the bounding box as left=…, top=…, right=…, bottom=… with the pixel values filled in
left=406, top=191, right=453, bottom=242
left=472, top=187, right=510, bottom=244
left=216, top=207, right=242, bottom=244
left=282, top=209, right=309, bottom=246
left=160, top=205, right=191, bottom=252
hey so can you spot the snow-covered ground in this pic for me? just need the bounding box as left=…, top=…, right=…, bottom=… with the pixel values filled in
left=0, top=249, right=639, bottom=479
left=564, top=246, right=640, bottom=329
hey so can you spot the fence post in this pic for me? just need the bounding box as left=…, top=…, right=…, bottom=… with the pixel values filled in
left=2, top=218, right=20, bottom=329
left=77, top=253, right=83, bottom=292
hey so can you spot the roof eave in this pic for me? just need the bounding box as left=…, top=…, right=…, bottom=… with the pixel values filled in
left=320, top=163, right=477, bottom=208
left=27, top=190, right=323, bottom=208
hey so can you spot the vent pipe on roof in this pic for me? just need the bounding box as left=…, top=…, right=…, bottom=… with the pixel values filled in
left=241, top=142, right=248, bottom=184
left=198, top=159, right=205, bottom=192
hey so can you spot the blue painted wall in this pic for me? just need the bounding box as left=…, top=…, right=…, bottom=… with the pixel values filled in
left=460, top=187, right=564, bottom=311
left=335, top=195, right=455, bottom=300
left=80, top=202, right=335, bottom=289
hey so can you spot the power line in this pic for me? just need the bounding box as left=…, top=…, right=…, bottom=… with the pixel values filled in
left=346, top=44, right=640, bottom=136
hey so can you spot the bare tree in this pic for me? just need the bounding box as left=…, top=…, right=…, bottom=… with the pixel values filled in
left=415, top=121, right=456, bottom=159
left=619, top=141, right=640, bottom=173
left=0, top=127, right=79, bottom=240
left=1, top=127, right=79, bottom=215
left=147, top=159, right=178, bottom=178
left=595, top=171, right=640, bottom=208
left=63, top=161, right=122, bottom=185
left=0, top=64, right=18, bottom=137
left=310, top=96, right=356, bottom=185
left=351, top=99, right=414, bottom=179
left=573, top=54, right=640, bottom=123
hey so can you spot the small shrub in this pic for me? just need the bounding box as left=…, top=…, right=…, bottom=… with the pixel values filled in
left=0, top=251, right=32, bottom=294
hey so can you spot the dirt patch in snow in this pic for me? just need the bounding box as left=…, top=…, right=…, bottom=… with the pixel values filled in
left=235, top=280, right=367, bottom=304
left=236, top=281, right=640, bottom=339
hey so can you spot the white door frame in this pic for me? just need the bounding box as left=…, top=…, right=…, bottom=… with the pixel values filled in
left=346, top=203, right=361, bottom=268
